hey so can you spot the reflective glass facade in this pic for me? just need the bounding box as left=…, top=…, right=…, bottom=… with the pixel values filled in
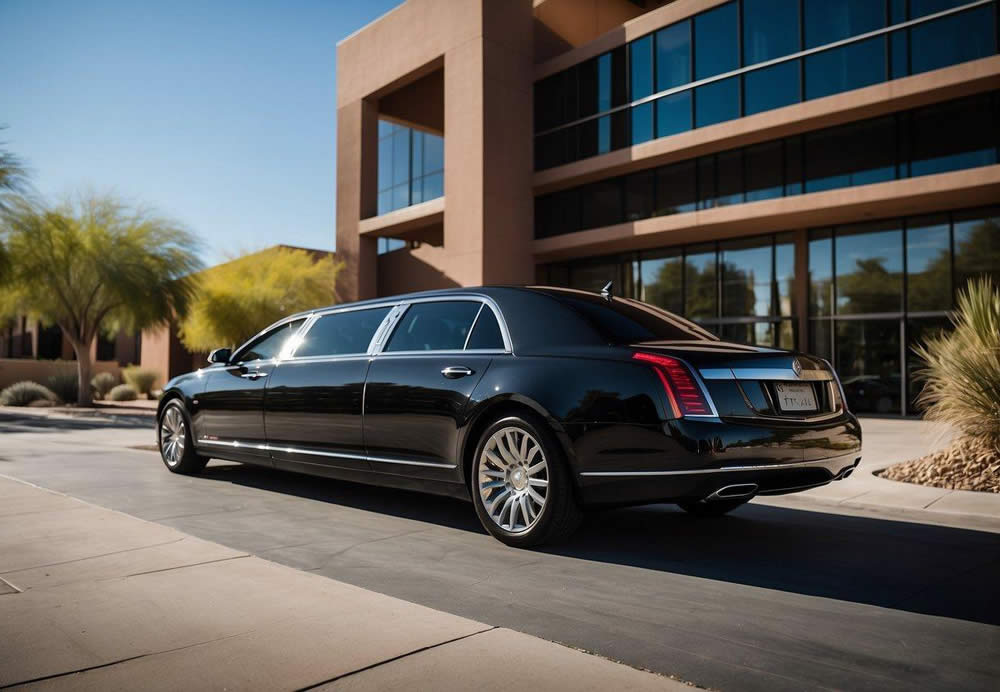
left=535, top=91, right=1000, bottom=239
left=377, top=120, right=444, bottom=216
left=540, top=234, right=799, bottom=348
left=534, top=0, right=997, bottom=170
left=809, top=207, right=1000, bottom=414
left=540, top=206, right=999, bottom=415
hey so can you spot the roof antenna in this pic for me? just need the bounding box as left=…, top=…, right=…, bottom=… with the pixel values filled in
left=600, top=281, right=613, bottom=301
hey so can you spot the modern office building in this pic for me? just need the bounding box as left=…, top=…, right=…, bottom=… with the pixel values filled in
left=335, top=0, right=1000, bottom=414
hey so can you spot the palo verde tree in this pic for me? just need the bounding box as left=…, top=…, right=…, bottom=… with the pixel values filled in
left=178, top=246, right=342, bottom=352
left=0, top=193, right=202, bottom=405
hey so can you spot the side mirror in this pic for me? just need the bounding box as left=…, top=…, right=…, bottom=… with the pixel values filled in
left=207, top=348, right=232, bottom=365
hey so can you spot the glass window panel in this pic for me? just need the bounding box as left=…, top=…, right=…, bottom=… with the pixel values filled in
left=654, top=160, right=697, bottom=215
left=745, top=141, right=784, bottom=202
left=411, top=131, right=424, bottom=179
left=386, top=301, right=482, bottom=352
left=911, top=0, right=975, bottom=18
left=534, top=189, right=581, bottom=239
left=625, top=170, right=654, bottom=221
left=377, top=190, right=392, bottom=216
left=785, top=136, right=803, bottom=196
left=809, top=230, right=834, bottom=316
left=411, top=175, right=424, bottom=205
left=953, top=207, right=1000, bottom=291
left=570, top=259, right=623, bottom=293
left=580, top=179, right=622, bottom=230
left=656, top=21, right=691, bottom=91
left=466, top=308, right=505, bottom=350
left=810, top=318, right=834, bottom=361
left=744, top=60, right=800, bottom=116
left=694, top=1, right=739, bottom=79
left=578, top=118, right=599, bottom=160
left=640, top=249, right=684, bottom=314
left=392, top=131, right=409, bottom=186
left=378, top=120, right=396, bottom=138
left=655, top=91, right=692, bottom=138
left=422, top=172, right=443, bottom=202
left=630, top=35, right=654, bottom=100
left=611, top=45, right=629, bottom=107
left=598, top=52, right=613, bottom=112
left=721, top=238, right=772, bottom=317
left=911, top=6, right=997, bottom=76
left=296, top=309, right=391, bottom=358
left=835, top=224, right=903, bottom=315
left=392, top=183, right=409, bottom=211
left=535, top=131, right=563, bottom=170
left=423, top=133, right=443, bottom=173
left=907, top=316, right=951, bottom=412
left=609, top=110, right=629, bottom=151
left=890, top=30, right=909, bottom=80
left=777, top=319, right=797, bottom=349
left=715, top=150, right=744, bottom=207
left=906, top=215, right=952, bottom=312
left=722, top=322, right=775, bottom=347
left=685, top=245, right=717, bottom=319
left=743, top=0, right=800, bottom=65
left=378, top=132, right=393, bottom=191
left=775, top=235, right=796, bottom=317
left=804, top=116, right=896, bottom=193
left=631, top=102, right=654, bottom=145
left=890, top=0, right=907, bottom=23
left=804, top=37, right=886, bottom=101
left=804, top=0, right=885, bottom=48
left=578, top=58, right=599, bottom=118
left=697, top=156, right=716, bottom=210
left=908, top=93, right=998, bottom=177
left=534, top=73, right=563, bottom=131
left=836, top=319, right=902, bottom=414
left=695, top=77, right=739, bottom=128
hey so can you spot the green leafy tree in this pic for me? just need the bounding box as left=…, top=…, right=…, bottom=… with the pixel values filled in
left=0, top=193, right=201, bottom=405
left=179, top=246, right=342, bottom=352
left=0, top=126, right=31, bottom=214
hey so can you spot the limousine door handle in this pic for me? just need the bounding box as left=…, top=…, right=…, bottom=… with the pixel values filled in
left=239, top=369, right=266, bottom=380
left=441, top=366, right=474, bottom=379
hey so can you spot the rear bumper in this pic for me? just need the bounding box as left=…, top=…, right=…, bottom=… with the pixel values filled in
left=568, top=414, right=862, bottom=507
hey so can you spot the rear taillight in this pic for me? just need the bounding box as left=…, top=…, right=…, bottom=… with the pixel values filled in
left=633, top=352, right=713, bottom=418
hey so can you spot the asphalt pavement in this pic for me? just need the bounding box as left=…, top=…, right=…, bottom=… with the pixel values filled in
left=1, top=410, right=998, bottom=691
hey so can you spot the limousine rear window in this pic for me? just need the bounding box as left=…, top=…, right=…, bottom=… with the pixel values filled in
left=295, top=306, right=392, bottom=357
left=466, top=306, right=505, bottom=350
left=543, top=291, right=718, bottom=344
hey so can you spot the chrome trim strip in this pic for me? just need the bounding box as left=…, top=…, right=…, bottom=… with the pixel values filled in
left=534, top=0, right=992, bottom=138
left=197, top=438, right=456, bottom=469
left=579, top=453, right=859, bottom=477
left=700, top=367, right=834, bottom=381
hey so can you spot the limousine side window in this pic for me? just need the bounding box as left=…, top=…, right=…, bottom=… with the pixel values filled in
left=465, top=306, right=505, bottom=350
left=234, top=319, right=306, bottom=363
left=294, top=306, right=392, bottom=357
left=385, top=301, right=481, bottom=352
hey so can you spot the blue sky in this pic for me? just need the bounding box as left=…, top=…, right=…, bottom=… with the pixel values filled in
left=0, top=0, right=401, bottom=264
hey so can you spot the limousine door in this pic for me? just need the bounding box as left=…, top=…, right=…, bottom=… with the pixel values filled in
left=265, top=305, right=393, bottom=473
left=195, top=318, right=306, bottom=463
left=363, top=300, right=508, bottom=481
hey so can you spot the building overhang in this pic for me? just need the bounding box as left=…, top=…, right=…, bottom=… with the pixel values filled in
left=359, top=196, right=445, bottom=246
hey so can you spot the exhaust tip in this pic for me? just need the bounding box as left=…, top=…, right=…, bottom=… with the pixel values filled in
left=707, top=483, right=758, bottom=501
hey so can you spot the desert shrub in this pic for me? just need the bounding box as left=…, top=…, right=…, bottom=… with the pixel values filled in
left=47, top=372, right=79, bottom=404
left=91, top=372, right=119, bottom=400
left=914, top=277, right=1000, bottom=455
left=0, top=381, right=58, bottom=407
left=108, top=383, right=139, bottom=401
left=121, top=367, right=158, bottom=399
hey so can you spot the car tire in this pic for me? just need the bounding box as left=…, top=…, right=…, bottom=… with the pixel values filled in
left=471, top=414, right=582, bottom=548
left=677, top=498, right=749, bottom=517
left=158, top=400, right=208, bottom=475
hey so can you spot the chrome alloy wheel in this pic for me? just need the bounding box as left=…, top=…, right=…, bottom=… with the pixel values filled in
left=159, top=407, right=186, bottom=467
left=478, top=426, right=549, bottom=533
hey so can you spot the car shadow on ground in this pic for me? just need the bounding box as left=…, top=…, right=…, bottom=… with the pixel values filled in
left=198, top=460, right=1000, bottom=627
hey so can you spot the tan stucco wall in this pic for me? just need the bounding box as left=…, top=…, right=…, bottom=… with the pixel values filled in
left=0, top=359, right=121, bottom=392
left=336, top=0, right=536, bottom=301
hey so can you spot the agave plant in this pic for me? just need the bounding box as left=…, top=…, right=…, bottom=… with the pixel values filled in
left=913, top=277, right=1000, bottom=456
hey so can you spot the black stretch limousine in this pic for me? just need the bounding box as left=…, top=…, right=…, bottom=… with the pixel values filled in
left=156, top=286, right=862, bottom=546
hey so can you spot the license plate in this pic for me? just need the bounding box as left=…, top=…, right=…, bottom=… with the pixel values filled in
left=773, top=382, right=818, bottom=412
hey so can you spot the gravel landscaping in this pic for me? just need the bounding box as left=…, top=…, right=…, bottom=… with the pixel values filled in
left=877, top=440, right=1000, bottom=493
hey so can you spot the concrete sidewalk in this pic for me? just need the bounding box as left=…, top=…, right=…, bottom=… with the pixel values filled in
left=0, top=476, right=686, bottom=691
